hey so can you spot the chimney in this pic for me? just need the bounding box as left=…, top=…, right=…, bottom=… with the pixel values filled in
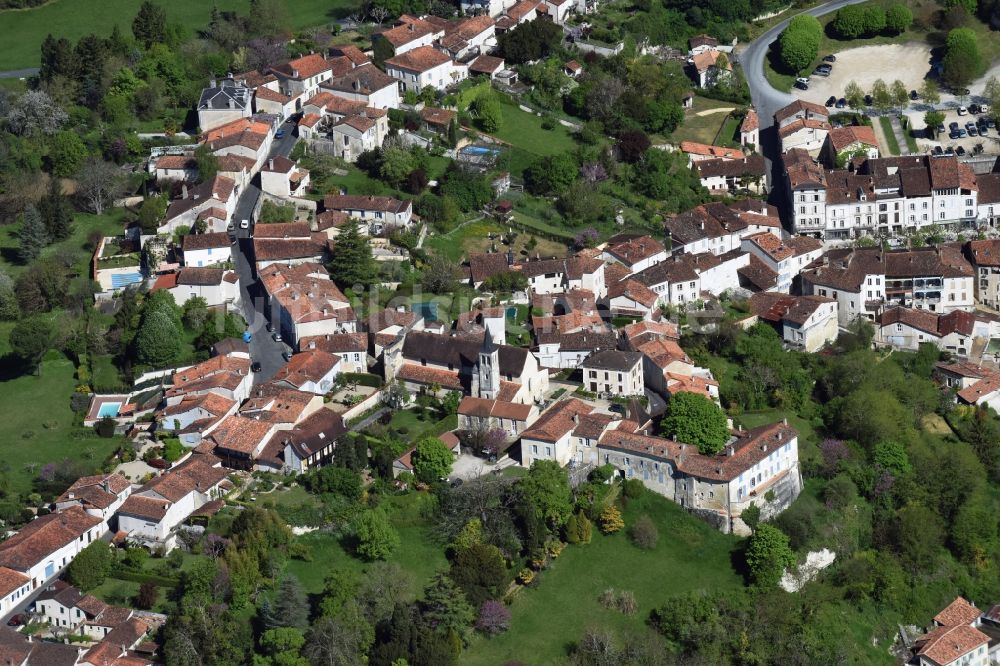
left=353, top=79, right=361, bottom=91
left=409, top=23, right=415, bottom=31
left=727, top=446, right=734, bottom=456
left=268, top=158, right=274, bottom=170
left=292, top=68, right=300, bottom=78
left=322, top=51, right=328, bottom=60
left=309, top=340, right=316, bottom=349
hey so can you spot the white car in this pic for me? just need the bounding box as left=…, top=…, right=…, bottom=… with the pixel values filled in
left=958, top=106, right=967, bottom=116
left=239, top=219, right=250, bottom=229
left=795, top=77, right=810, bottom=85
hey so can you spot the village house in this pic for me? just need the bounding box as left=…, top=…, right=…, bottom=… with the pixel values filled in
left=377, top=16, right=446, bottom=56
left=518, top=255, right=607, bottom=297
left=117, top=456, right=231, bottom=552
left=536, top=329, right=619, bottom=369
left=0, top=567, right=31, bottom=619
left=775, top=99, right=831, bottom=153
left=581, top=350, right=644, bottom=397
left=162, top=267, right=241, bottom=310
left=384, top=46, right=468, bottom=93
left=978, top=172, right=1000, bottom=228
left=664, top=199, right=782, bottom=257
left=457, top=396, right=539, bottom=441
left=320, top=62, right=401, bottom=110
left=495, top=0, right=539, bottom=31
left=607, top=279, right=660, bottom=320
left=159, top=392, right=239, bottom=446
left=541, top=0, right=574, bottom=23
left=0, top=507, right=103, bottom=591
left=164, top=354, right=254, bottom=407
left=821, top=124, right=880, bottom=167
left=271, top=350, right=342, bottom=394
left=201, top=117, right=275, bottom=173
left=197, top=77, right=252, bottom=132
left=965, top=239, right=1000, bottom=309
left=520, top=398, right=622, bottom=468
left=437, top=15, right=496, bottom=60
left=239, top=383, right=325, bottom=427
left=679, top=141, right=744, bottom=165
left=911, top=597, right=990, bottom=666
left=271, top=52, right=335, bottom=99
left=693, top=155, right=767, bottom=195
left=469, top=54, right=506, bottom=79
left=366, top=307, right=425, bottom=364
left=35, top=582, right=137, bottom=639
left=252, top=223, right=329, bottom=270
left=739, top=108, right=759, bottom=149
left=181, top=232, right=232, bottom=268
left=598, top=420, right=801, bottom=534
left=323, top=194, right=413, bottom=231
left=160, top=176, right=238, bottom=235
left=259, top=262, right=356, bottom=348
left=602, top=235, right=668, bottom=274
left=749, top=293, right=838, bottom=352
left=78, top=617, right=152, bottom=666
left=936, top=361, right=1000, bottom=413
left=741, top=232, right=824, bottom=293
left=299, top=332, right=369, bottom=373
left=260, top=156, right=311, bottom=198
left=628, top=255, right=701, bottom=307
left=54, top=473, right=132, bottom=531
left=801, top=246, right=976, bottom=327
left=388, top=330, right=549, bottom=404
left=875, top=306, right=989, bottom=356
left=688, top=49, right=732, bottom=88
left=257, top=408, right=347, bottom=474
left=153, top=154, right=198, bottom=183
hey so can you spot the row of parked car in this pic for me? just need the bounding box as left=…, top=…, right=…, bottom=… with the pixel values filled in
left=794, top=55, right=836, bottom=89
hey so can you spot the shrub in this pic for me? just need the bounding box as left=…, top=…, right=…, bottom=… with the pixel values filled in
left=476, top=600, right=512, bottom=635
left=629, top=515, right=659, bottom=549
left=622, top=479, right=645, bottom=499
left=599, top=505, right=624, bottom=534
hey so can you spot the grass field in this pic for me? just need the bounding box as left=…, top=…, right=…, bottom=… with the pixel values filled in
left=0, top=208, right=127, bottom=277
left=284, top=493, right=446, bottom=599
left=488, top=102, right=578, bottom=177
left=424, top=217, right=567, bottom=263
left=670, top=96, right=737, bottom=146
left=879, top=116, right=901, bottom=155
left=462, top=492, right=744, bottom=665
left=0, top=352, right=120, bottom=497
left=0, top=0, right=359, bottom=71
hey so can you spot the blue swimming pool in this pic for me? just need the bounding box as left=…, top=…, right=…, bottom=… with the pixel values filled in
left=506, top=306, right=518, bottom=319
left=97, top=402, right=121, bottom=418
left=460, top=145, right=500, bottom=157
left=414, top=302, right=439, bottom=321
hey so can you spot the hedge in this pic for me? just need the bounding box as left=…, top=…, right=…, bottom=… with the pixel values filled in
left=111, top=571, right=179, bottom=587
left=342, top=372, right=384, bottom=388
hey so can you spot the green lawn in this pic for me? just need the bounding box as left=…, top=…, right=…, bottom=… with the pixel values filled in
left=670, top=96, right=737, bottom=146
left=284, top=493, right=446, bottom=599
left=462, top=492, right=743, bottom=665
left=486, top=102, right=578, bottom=177
left=0, top=209, right=127, bottom=277
left=0, top=0, right=359, bottom=71
left=0, top=352, right=121, bottom=497
left=879, top=116, right=901, bottom=155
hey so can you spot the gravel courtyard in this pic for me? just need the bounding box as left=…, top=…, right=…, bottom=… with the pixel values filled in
left=790, top=43, right=934, bottom=106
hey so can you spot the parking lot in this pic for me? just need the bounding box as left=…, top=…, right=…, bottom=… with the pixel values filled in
left=904, top=106, right=999, bottom=157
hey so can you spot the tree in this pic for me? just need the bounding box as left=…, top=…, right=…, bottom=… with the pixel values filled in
left=885, top=4, right=913, bottom=33
left=9, top=317, right=55, bottom=371
left=17, top=204, right=47, bottom=263
left=137, top=194, right=168, bottom=233
left=132, top=0, right=168, bottom=48
left=744, top=524, right=795, bottom=587
left=413, top=437, right=454, bottom=484
left=871, top=79, right=892, bottom=114
left=421, top=572, right=475, bottom=643
left=38, top=179, right=74, bottom=242
left=472, top=94, right=502, bottom=133
left=890, top=80, right=909, bottom=112
left=524, top=153, right=578, bottom=195
left=778, top=15, right=822, bottom=72
left=181, top=296, right=209, bottom=331
left=258, top=627, right=308, bottom=666
left=920, top=79, right=941, bottom=105
left=475, top=600, right=510, bottom=636
left=194, top=145, right=219, bottom=183
left=519, top=460, right=572, bottom=527
left=5, top=90, right=67, bottom=137
left=66, top=542, right=114, bottom=590
left=629, top=515, right=658, bottom=549
left=305, top=466, right=362, bottom=499
left=303, top=613, right=371, bottom=666
left=844, top=80, right=865, bottom=109
left=421, top=254, right=458, bottom=294
left=77, top=158, right=125, bottom=215
left=353, top=508, right=401, bottom=561
left=0, top=272, right=19, bottom=321
left=497, top=19, right=563, bottom=63
left=378, top=147, right=417, bottom=189
left=265, top=575, right=311, bottom=631
left=892, top=503, right=944, bottom=572
left=328, top=219, right=377, bottom=289
left=449, top=543, right=508, bottom=607
left=660, top=392, right=729, bottom=454
left=942, top=28, right=982, bottom=89
left=832, top=5, right=868, bottom=38
left=135, top=310, right=181, bottom=366
left=135, top=582, right=158, bottom=610
left=924, top=110, right=946, bottom=134
left=615, top=130, right=651, bottom=163
left=49, top=131, right=88, bottom=178
left=599, top=505, right=624, bottom=534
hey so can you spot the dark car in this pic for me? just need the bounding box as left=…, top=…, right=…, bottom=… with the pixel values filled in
left=937, top=123, right=945, bottom=134
left=969, top=103, right=981, bottom=114
left=265, top=322, right=273, bottom=333
left=968, top=126, right=979, bottom=136
left=987, top=118, right=996, bottom=129
left=836, top=98, right=847, bottom=108
left=823, top=54, right=836, bottom=62
left=933, top=145, right=944, bottom=155
left=826, top=96, right=837, bottom=107
left=956, top=145, right=967, bottom=156
left=949, top=130, right=961, bottom=140
left=251, top=361, right=262, bottom=373
left=945, top=145, right=955, bottom=153
left=864, top=94, right=873, bottom=106
left=974, top=143, right=985, bottom=154
left=949, top=121, right=960, bottom=130
left=959, top=128, right=968, bottom=137
left=979, top=124, right=990, bottom=136
left=794, top=80, right=809, bottom=90
left=6, top=615, right=24, bottom=627
left=910, top=90, right=919, bottom=100
left=275, top=129, right=286, bottom=138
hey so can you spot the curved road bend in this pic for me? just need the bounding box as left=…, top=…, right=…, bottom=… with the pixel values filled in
left=737, top=0, right=870, bottom=223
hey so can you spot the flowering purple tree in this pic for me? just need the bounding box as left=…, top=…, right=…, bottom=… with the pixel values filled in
left=482, top=429, right=507, bottom=458
left=38, top=463, right=56, bottom=482
left=573, top=228, right=599, bottom=250
left=477, top=600, right=511, bottom=635
left=580, top=162, right=607, bottom=184
left=818, top=438, right=851, bottom=478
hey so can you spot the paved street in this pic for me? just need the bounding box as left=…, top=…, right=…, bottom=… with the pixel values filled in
left=231, top=120, right=300, bottom=383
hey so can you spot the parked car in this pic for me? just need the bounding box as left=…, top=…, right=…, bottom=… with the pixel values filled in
left=282, top=351, right=292, bottom=362
left=959, top=128, right=968, bottom=137
left=950, top=121, right=960, bottom=130
left=251, top=361, right=262, bottom=373
left=974, top=143, right=985, bottom=154
left=945, top=145, right=955, bottom=153
left=836, top=98, right=847, bottom=108
left=969, top=103, right=981, bottom=114
left=958, top=106, right=968, bottom=115
left=796, top=76, right=810, bottom=85
left=910, top=90, right=919, bottom=100
left=968, top=126, right=979, bottom=136
left=7, top=615, right=24, bottom=627
left=240, top=219, right=250, bottom=229
left=937, top=123, right=946, bottom=134
left=933, top=145, right=944, bottom=155
left=826, top=96, right=837, bottom=106
left=272, top=332, right=282, bottom=342
left=864, top=94, right=873, bottom=105
left=956, top=145, right=967, bottom=156
left=823, top=54, right=836, bottom=62
left=949, top=130, right=961, bottom=140
left=794, top=80, right=809, bottom=90
left=275, top=129, right=286, bottom=138
left=265, top=322, right=273, bottom=333
left=979, top=125, right=990, bottom=137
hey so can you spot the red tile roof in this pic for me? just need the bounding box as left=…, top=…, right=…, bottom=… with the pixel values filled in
left=272, top=53, right=333, bottom=81
left=915, top=624, right=989, bottom=666
left=680, top=141, right=745, bottom=160
left=0, top=507, right=103, bottom=572
left=935, top=597, right=981, bottom=627
left=272, top=350, right=340, bottom=388
left=385, top=45, right=452, bottom=73
left=458, top=396, right=533, bottom=421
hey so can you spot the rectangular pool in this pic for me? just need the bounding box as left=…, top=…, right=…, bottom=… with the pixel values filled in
left=97, top=402, right=121, bottom=418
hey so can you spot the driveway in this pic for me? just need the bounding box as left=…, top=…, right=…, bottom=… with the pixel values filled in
left=450, top=453, right=516, bottom=481
left=231, top=120, right=300, bottom=383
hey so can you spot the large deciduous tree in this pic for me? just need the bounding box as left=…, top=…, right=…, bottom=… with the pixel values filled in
left=412, top=437, right=454, bottom=484
left=77, top=158, right=125, bottom=215
left=353, top=508, right=401, bottom=561
left=942, top=28, right=982, bottom=89
left=660, top=392, right=729, bottom=454
left=744, top=524, right=796, bottom=587
left=777, top=15, right=822, bottom=72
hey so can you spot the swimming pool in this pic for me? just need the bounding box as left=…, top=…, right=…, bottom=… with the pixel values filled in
left=414, top=302, right=439, bottom=321
left=97, top=402, right=121, bottom=418
left=460, top=145, right=500, bottom=157
left=506, top=306, right=518, bottom=319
